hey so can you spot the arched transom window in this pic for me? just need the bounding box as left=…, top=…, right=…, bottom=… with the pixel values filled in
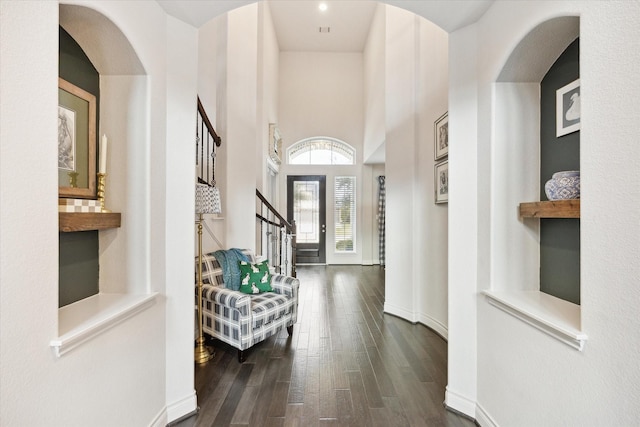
left=287, top=137, right=355, bottom=165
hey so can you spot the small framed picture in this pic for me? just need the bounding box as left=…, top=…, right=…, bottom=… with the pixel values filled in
left=58, top=78, right=96, bottom=198
left=269, top=123, right=282, bottom=165
left=434, top=160, right=448, bottom=204
left=434, top=112, right=448, bottom=160
left=556, top=79, right=580, bottom=137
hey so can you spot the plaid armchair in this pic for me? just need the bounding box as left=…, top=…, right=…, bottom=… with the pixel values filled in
left=196, top=250, right=299, bottom=362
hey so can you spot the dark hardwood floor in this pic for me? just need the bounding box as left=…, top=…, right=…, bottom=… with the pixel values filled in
left=173, top=265, right=475, bottom=427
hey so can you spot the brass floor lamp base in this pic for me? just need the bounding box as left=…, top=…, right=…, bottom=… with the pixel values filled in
left=195, top=339, right=214, bottom=364
left=195, top=214, right=214, bottom=365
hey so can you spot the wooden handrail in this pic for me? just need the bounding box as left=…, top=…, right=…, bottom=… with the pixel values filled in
left=256, top=189, right=292, bottom=231
left=197, top=97, right=221, bottom=146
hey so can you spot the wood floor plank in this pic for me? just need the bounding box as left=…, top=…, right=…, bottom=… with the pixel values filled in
left=318, top=351, right=337, bottom=419
left=212, top=363, right=253, bottom=426
left=283, top=403, right=303, bottom=427
left=346, top=371, right=374, bottom=426
left=248, top=357, right=284, bottom=427
left=229, top=385, right=259, bottom=425
left=304, top=356, right=320, bottom=395
left=354, top=351, right=384, bottom=408
left=364, top=345, right=397, bottom=398
left=387, top=321, right=434, bottom=383
left=335, top=389, right=353, bottom=425
left=173, top=265, right=474, bottom=427
left=268, top=381, right=291, bottom=418
left=381, top=396, right=411, bottom=427
left=287, top=349, right=308, bottom=404
left=330, top=351, right=349, bottom=390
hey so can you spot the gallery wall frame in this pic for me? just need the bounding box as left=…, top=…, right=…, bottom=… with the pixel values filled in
left=434, top=111, right=449, bottom=160
left=435, top=159, right=449, bottom=204
left=556, top=78, right=580, bottom=137
left=58, top=77, right=96, bottom=198
left=269, top=123, right=282, bottom=165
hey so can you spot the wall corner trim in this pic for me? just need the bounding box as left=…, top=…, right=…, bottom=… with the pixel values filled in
left=166, top=390, right=198, bottom=424
left=445, top=386, right=476, bottom=419
left=476, top=402, right=499, bottom=427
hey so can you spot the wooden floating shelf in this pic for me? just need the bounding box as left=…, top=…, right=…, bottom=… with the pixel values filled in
left=59, top=212, right=122, bottom=232
left=519, top=200, right=580, bottom=218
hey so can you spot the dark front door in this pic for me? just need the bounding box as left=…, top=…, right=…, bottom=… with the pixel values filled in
left=287, top=175, right=326, bottom=264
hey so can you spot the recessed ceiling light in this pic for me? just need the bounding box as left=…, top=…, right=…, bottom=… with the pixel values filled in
left=319, top=3, right=328, bottom=12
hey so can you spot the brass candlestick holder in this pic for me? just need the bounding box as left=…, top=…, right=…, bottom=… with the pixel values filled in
left=97, top=173, right=112, bottom=213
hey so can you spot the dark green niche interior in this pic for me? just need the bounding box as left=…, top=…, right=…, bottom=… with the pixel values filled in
left=59, top=26, right=100, bottom=307
left=59, top=231, right=100, bottom=307
left=539, top=38, right=580, bottom=305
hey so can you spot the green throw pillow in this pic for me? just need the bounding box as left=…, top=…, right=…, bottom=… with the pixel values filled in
left=238, top=260, right=272, bottom=294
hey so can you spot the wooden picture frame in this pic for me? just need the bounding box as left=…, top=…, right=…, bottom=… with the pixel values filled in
left=435, top=160, right=449, bottom=204
left=434, top=112, right=448, bottom=160
left=58, top=78, right=96, bottom=198
left=556, top=78, right=580, bottom=137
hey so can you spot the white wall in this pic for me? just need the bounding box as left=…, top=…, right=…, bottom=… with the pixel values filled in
left=257, top=2, right=280, bottom=197
left=224, top=4, right=259, bottom=250
left=381, top=6, right=449, bottom=335
left=278, top=51, right=365, bottom=265
left=446, top=21, right=479, bottom=417
left=363, top=3, right=386, bottom=164
left=198, top=14, right=227, bottom=253
left=164, top=15, right=199, bottom=422
left=448, top=1, right=640, bottom=424
left=415, top=17, right=449, bottom=337
left=383, top=5, right=418, bottom=320
left=0, top=1, right=201, bottom=425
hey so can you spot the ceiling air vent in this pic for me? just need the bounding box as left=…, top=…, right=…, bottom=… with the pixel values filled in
left=319, top=27, right=331, bottom=33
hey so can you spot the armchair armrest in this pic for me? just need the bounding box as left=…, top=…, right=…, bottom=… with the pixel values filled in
left=270, top=274, right=300, bottom=299
left=201, top=284, right=251, bottom=316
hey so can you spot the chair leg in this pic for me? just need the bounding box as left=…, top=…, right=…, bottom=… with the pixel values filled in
left=287, top=325, right=294, bottom=336
left=237, top=349, right=245, bottom=363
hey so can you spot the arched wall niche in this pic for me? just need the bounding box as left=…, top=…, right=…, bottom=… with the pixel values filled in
left=489, top=16, right=583, bottom=333
left=58, top=4, right=151, bottom=294
left=497, top=16, right=579, bottom=83
left=59, top=4, right=145, bottom=75
left=491, top=16, right=581, bottom=292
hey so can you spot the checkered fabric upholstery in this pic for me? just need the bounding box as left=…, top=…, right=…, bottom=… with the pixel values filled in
left=197, top=250, right=299, bottom=351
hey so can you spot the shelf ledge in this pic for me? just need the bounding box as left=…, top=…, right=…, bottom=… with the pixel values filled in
left=482, top=290, right=587, bottom=351
left=59, top=212, right=122, bottom=232
left=519, top=200, right=580, bottom=218
left=51, top=292, right=158, bottom=357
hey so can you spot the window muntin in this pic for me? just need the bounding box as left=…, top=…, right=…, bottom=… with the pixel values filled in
left=288, top=137, right=355, bottom=165
left=334, top=176, right=356, bottom=253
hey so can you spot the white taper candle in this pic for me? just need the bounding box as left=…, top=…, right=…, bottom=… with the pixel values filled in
left=99, top=134, right=108, bottom=174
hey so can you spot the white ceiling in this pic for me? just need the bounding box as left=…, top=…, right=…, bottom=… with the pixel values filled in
left=157, top=0, right=494, bottom=52
left=269, top=1, right=378, bottom=52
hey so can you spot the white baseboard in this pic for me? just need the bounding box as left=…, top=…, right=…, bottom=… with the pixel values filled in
left=383, top=303, right=417, bottom=323
left=417, top=313, right=448, bottom=340
left=166, top=390, right=197, bottom=424
left=476, top=402, right=499, bottom=427
left=148, top=407, right=167, bottom=427
left=445, top=387, right=476, bottom=419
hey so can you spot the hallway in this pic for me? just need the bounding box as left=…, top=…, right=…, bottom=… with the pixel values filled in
left=176, top=265, right=473, bottom=426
